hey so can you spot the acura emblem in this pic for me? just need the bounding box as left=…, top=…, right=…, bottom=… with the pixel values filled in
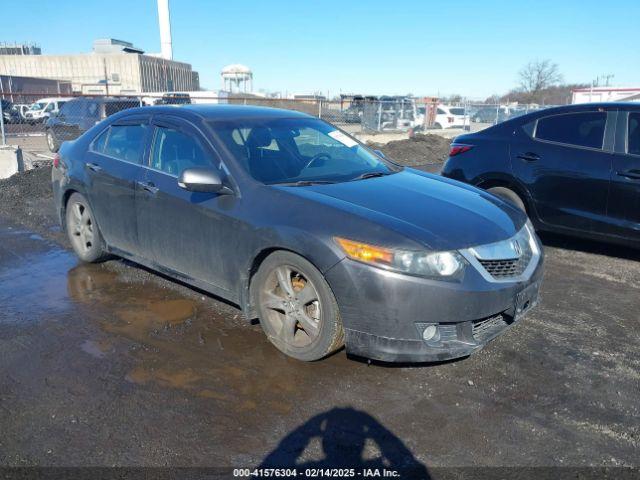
left=511, top=239, right=522, bottom=257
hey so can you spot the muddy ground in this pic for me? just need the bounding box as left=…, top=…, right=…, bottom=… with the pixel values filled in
left=0, top=163, right=639, bottom=476
left=368, top=134, right=451, bottom=167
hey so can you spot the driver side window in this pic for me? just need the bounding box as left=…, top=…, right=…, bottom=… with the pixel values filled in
left=150, top=126, right=212, bottom=176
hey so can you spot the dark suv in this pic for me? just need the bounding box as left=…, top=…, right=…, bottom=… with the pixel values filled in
left=442, top=103, right=640, bottom=247
left=45, top=97, right=139, bottom=152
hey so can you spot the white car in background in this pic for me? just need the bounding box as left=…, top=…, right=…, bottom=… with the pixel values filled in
left=413, top=104, right=470, bottom=130
left=433, top=105, right=469, bottom=129
left=24, top=97, right=73, bottom=124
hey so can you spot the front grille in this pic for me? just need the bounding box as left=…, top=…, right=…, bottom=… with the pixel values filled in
left=479, top=247, right=532, bottom=279
left=472, top=314, right=508, bottom=342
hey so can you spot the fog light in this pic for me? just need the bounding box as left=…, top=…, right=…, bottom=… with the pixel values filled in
left=422, top=325, right=438, bottom=341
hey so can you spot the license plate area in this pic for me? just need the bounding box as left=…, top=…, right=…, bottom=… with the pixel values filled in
left=515, top=281, right=540, bottom=318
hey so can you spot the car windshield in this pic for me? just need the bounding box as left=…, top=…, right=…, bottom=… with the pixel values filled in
left=211, top=117, right=399, bottom=185
left=29, top=102, right=47, bottom=111
left=449, top=108, right=466, bottom=115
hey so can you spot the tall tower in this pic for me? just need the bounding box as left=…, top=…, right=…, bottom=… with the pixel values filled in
left=157, top=0, right=173, bottom=60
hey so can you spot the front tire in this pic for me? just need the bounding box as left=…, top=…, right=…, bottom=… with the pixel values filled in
left=254, top=251, right=344, bottom=361
left=65, top=193, right=109, bottom=263
left=487, top=186, right=526, bottom=212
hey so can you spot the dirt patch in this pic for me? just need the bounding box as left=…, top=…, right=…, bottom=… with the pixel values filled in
left=0, top=165, right=63, bottom=243
left=367, top=134, right=452, bottom=167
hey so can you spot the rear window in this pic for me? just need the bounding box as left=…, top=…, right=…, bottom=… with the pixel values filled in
left=105, top=101, right=139, bottom=117
left=628, top=113, right=640, bottom=156
left=449, top=108, right=465, bottom=115
left=93, top=124, right=148, bottom=163
left=535, top=111, right=606, bottom=149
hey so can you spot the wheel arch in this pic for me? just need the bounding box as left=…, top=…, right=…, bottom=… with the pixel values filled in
left=241, top=244, right=342, bottom=321
left=475, top=176, right=534, bottom=216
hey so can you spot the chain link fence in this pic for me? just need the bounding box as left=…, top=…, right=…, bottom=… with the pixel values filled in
left=0, top=88, right=563, bottom=159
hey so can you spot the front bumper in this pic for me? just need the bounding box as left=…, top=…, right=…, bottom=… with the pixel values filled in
left=324, top=249, right=544, bottom=363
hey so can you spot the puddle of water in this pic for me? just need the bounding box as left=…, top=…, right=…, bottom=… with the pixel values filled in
left=0, top=248, right=77, bottom=321
left=1, top=223, right=355, bottom=416
left=64, top=262, right=348, bottom=412
left=80, top=339, right=109, bottom=359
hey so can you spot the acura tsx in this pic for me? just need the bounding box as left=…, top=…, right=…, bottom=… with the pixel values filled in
left=52, top=105, right=543, bottom=362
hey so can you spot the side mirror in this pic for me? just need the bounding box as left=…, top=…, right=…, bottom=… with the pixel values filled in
left=374, top=149, right=386, bottom=158
left=178, top=167, right=232, bottom=194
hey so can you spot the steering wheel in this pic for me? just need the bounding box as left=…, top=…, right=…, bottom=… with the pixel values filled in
left=303, top=153, right=332, bottom=170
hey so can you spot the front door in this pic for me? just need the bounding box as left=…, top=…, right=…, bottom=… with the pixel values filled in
left=84, top=116, right=151, bottom=255
left=135, top=117, right=237, bottom=293
left=607, top=110, right=640, bottom=242
left=511, top=109, right=614, bottom=234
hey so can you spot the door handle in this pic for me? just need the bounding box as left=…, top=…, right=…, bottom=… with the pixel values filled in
left=616, top=169, right=640, bottom=180
left=517, top=152, right=540, bottom=162
left=85, top=162, right=102, bottom=172
left=137, top=181, right=159, bottom=195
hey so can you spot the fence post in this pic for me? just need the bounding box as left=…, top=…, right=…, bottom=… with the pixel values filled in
left=318, top=100, right=322, bottom=119
left=139, top=96, right=143, bottom=108
left=0, top=98, right=5, bottom=146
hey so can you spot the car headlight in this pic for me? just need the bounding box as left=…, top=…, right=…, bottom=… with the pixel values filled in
left=334, top=237, right=466, bottom=279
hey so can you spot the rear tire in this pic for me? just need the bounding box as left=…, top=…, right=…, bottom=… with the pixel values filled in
left=487, top=186, right=526, bottom=212
left=253, top=251, right=344, bottom=361
left=47, top=131, right=59, bottom=153
left=65, top=193, right=109, bottom=263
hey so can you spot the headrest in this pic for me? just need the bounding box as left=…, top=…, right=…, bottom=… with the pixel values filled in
left=246, top=127, right=273, bottom=148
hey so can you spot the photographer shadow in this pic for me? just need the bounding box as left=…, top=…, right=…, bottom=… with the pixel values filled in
left=259, top=407, right=430, bottom=478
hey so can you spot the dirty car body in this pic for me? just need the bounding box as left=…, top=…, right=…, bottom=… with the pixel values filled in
left=52, top=105, right=543, bottom=362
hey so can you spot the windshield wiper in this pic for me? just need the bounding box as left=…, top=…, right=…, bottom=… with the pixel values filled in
left=353, top=171, right=390, bottom=181
left=273, top=180, right=336, bottom=187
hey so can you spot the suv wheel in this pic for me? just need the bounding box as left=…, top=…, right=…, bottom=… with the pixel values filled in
left=254, top=251, right=344, bottom=361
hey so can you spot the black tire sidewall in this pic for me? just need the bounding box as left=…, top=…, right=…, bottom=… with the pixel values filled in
left=254, top=251, right=343, bottom=361
left=65, top=193, right=106, bottom=263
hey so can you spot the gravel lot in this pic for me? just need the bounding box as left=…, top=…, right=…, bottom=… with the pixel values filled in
left=1, top=142, right=639, bottom=475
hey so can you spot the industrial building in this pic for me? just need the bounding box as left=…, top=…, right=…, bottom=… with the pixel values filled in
left=0, top=39, right=199, bottom=95
left=0, top=74, right=72, bottom=102
left=572, top=86, right=640, bottom=104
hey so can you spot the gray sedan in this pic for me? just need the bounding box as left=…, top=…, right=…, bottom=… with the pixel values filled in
left=52, top=105, right=543, bottom=362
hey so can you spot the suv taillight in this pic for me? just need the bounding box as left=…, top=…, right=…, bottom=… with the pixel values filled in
left=449, top=144, right=474, bottom=157
left=53, top=153, right=60, bottom=168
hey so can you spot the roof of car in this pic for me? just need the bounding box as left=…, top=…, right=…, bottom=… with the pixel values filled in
left=147, top=104, right=313, bottom=120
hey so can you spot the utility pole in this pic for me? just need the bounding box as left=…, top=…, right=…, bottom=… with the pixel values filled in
left=601, top=74, right=614, bottom=87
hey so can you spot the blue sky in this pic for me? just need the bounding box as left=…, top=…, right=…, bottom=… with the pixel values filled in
left=4, top=0, right=639, bottom=98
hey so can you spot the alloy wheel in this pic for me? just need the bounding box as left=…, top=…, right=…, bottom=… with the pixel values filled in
left=47, top=132, right=55, bottom=151
left=260, top=265, right=321, bottom=348
left=68, top=202, right=95, bottom=254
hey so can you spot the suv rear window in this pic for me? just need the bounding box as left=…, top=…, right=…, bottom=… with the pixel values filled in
left=535, top=111, right=606, bottom=149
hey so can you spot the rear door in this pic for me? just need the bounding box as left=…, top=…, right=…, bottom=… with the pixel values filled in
left=511, top=109, right=614, bottom=234
left=606, top=109, right=640, bottom=242
left=135, top=116, right=237, bottom=292
left=83, top=115, right=151, bottom=255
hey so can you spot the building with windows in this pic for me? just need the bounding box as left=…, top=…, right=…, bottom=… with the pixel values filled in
left=0, top=39, right=199, bottom=95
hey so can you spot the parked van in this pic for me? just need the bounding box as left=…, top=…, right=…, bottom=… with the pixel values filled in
left=24, top=97, right=73, bottom=124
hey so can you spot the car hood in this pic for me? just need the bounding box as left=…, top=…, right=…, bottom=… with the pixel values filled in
left=285, top=170, right=526, bottom=251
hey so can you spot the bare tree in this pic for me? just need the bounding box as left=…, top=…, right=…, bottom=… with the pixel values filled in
left=518, top=59, right=563, bottom=102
